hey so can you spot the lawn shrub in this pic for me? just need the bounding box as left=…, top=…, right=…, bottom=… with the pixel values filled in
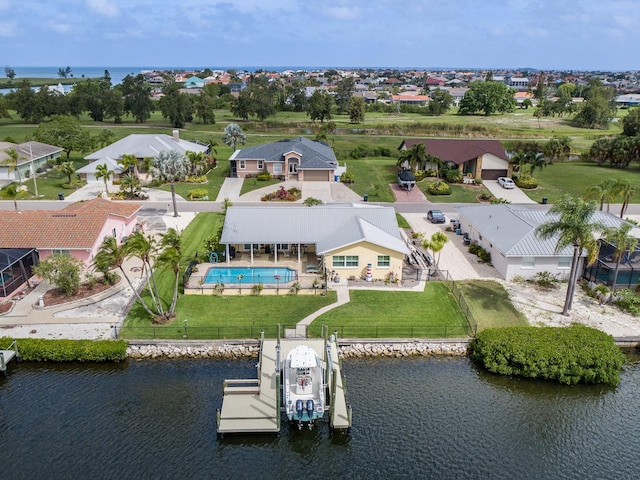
left=444, top=169, right=463, bottom=183
left=427, top=181, right=451, bottom=195
left=256, top=171, right=272, bottom=181
left=515, top=174, right=538, bottom=189
left=340, top=171, right=355, bottom=184
left=613, top=288, right=640, bottom=315
left=0, top=338, right=127, bottom=362
left=185, top=175, right=207, bottom=183
left=188, top=188, right=208, bottom=199
left=470, top=325, right=625, bottom=385
left=532, top=271, right=560, bottom=289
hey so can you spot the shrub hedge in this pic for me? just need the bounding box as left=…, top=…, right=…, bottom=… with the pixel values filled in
left=470, top=325, right=625, bottom=386
left=515, top=174, right=538, bottom=189
left=427, top=181, right=451, bottom=195
left=0, top=337, right=127, bottom=362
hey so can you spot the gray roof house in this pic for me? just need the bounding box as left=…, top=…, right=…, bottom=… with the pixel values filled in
left=218, top=204, right=409, bottom=281
left=0, top=141, right=63, bottom=182
left=456, top=204, right=631, bottom=281
left=229, top=137, right=338, bottom=181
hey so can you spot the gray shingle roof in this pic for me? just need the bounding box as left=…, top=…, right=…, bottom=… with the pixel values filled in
left=221, top=204, right=409, bottom=254
left=84, top=134, right=207, bottom=161
left=456, top=205, right=630, bottom=257
left=233, top=137, right=337, bottom=170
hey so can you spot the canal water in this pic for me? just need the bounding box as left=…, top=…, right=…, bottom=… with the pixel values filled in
left=1, top=355, right=639, bottom=479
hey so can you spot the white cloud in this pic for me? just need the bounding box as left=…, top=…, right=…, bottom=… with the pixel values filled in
left=86, top=0, right=119, bottom=18
left=324, top=6, right=360, bottom=21
left=0, top=21, right=16, bottom=37
left=50, top=23, right=72, bottom=34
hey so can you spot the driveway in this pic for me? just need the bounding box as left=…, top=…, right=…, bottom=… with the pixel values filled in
left=484, top=180, right=537, bottom=204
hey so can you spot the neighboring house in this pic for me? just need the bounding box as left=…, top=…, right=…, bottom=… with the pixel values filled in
left=230, top=137, right=339, bottom=181
left=81, top=131, right=208, bottom=182
left=183, top=76, right=205, bottom=89
left=219, top=204, right=410, bottom=282
left=616, top=94, right=640, bottom=107
left=0, top=141, right=63, bottom=182
left=0, top=198, right=142, bottom=291
left=76, top=156, right=123, bottom=183
left=455, top=204, right=631, bottom=282
left=390, top=94, right=430, bottom=106
left=399, top=138, right=510, bottom=180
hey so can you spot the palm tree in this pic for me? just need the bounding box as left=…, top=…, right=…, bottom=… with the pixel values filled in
left=155, top=228, right=183, bottom=320
left=185, top=151, right=206, bottom=177
left=397, top=143, right=427, bottom=172
left=613, top=178, right=637, bottom=218
left=93, top=236, right=157, bottom=319
left=151, top=150, right=188, bottom=217
left=222, top=123, right=246, bottom=152
left=118, top=154, right=139, bottom=176
left=527, top=152, right=547, bottom=176
left=510, top=151, right=529, bottom=174
left=119, top=172, right=141, bottom=198
left=421, top=231, right=448, bottom=275
left=536, top=195, right=606, bottom=315
left=585, top=179, right=617, bottom=212
left=59, top=161, right=75, bottom=185
left=2, top=184, right=19, bottom=211
left=94, top=163, right=113, bottom=195
left=603, top=223, right=638, bottom=303
left=124, top=231, right=163, bottom=316
left=4, top=148, right=23, bottom=186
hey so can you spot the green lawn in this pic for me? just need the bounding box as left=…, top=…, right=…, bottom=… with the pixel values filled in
left=153, top=164, right=229, bottom=201
left=239, top=176, right=281, bottom=195
left=308, top=283, right=471, bottom=338
left=521, top=162, right=640, bottom=205
left=456, top=280, right=528, bottom=331
left=342, top=156, right=397, bottom=202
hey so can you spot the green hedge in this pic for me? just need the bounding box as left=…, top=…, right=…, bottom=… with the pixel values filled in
left=427, top=181, right=451, bottom=195
left=0, top=337, right=127, bottom=362
left=515, top=174, right=538, bottom=189
left=470, top=325, right=625, bottom=385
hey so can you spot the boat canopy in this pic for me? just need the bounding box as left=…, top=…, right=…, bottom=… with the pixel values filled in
left=289, top=345, right=318, bottom=369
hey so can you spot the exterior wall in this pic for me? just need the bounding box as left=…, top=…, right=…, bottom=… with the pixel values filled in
left=235, top=159, right=268, bottom=178
left=38, top=249, right=92, bottom=266
left=326, top=241, right=404, bottom=281
left=504, top=256, right=575, bottom=281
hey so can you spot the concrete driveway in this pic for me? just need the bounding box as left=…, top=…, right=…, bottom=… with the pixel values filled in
left=484, top=180, right=537, bottom=204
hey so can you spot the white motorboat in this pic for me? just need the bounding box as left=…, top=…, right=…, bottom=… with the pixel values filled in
left=283, top=345, right=326, bottom=429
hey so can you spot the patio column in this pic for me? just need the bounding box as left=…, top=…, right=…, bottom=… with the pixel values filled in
left=274, top=244, right=278, bottom=264
left=297, top=243, right=301, bottom=264
left=225, top=244, right=230, bottom=264
left=250, top=244, right=254, bottom=264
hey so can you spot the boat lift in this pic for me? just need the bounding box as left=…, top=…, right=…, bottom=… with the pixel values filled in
left=0, top=340, right=21, bottom=377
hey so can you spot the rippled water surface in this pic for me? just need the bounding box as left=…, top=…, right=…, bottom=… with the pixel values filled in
left=1, top=355, right=639, bottom=480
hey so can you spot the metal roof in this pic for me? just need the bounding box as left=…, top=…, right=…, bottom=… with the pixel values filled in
left=456, top=205, right=630, bottom=257
left=84, top=134, right=207, bottom=161
left=221, top=204, right=409, bottom=254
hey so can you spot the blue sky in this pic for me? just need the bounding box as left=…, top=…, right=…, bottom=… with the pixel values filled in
left=0, top=0, right=637, bottom=71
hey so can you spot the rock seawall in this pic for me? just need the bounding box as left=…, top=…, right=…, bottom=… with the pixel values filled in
left=126, top=341, right=470, bottom=359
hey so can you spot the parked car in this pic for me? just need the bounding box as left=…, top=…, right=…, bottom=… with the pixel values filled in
left=497, top=177, right=515, bottom=189
left=427, top=209, right=446, bottom=223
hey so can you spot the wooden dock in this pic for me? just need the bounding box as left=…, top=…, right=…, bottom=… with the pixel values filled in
left=216, top=336, right=351, bottom=435
left=0, top=340, right=20, bottom=377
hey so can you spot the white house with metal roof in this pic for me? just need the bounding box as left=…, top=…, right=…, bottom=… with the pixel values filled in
left=229, top=136, right=338, bottom=181
left=456, top=204, right=630, bottom=281
left=220, top=204, right=410, bottom=281
left=0, top=141, right=63, bottom=182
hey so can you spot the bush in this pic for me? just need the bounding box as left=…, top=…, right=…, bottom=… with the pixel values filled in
left=256, top=171, right=272, bottom=181
left=427, top=181, right=451, bottom=195
left=185, top=175, right=207, bottom=183
left=340, top=171, right=355, bottom=184
left=444, top=169, right=463, bottom=183
left=532, top=271, right=560, bottom=289
left=613, top=288, right=640, bottom=315
left=0, top=337, right=127, bottom=362
left=474, top=178, right=483, bottom=185
left=515, top=174, right=538, bottom=189
left=303, top=197, right=323, bottom=206
left=470, top=325, right=626, bottom=386
left=188, top=188, right=209, bottom=200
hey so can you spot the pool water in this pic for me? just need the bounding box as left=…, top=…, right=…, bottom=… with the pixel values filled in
left=204, top=267, right=297, bottom=284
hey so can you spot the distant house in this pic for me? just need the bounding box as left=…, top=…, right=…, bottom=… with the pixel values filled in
left=0, top=141, right=63, bottom=182
left=398, top=138, right=510, bottom=180
left=80, top=131, right=209, bottom=182
left=217, top=204, right=409, bottom=282
left=0, top=198, right=142, bottom=297
left=455, top=204, right=632, bottom=282
left=183, top=76, right=205, bottom=89
left=391, top=94, right=430, bottom=106
left=230, top=137, right=338, bottom=182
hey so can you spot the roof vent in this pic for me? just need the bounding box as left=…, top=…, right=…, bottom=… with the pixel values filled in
left=173, top=130, right=179, bottom=141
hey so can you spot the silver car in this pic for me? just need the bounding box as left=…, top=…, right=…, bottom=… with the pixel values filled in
left=497, top=177, right=515, bottom=189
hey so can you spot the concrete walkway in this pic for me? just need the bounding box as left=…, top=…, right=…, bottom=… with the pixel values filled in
left=215, top=177, right=243, bottom=202
left=286, top=285, right=351, bottom=338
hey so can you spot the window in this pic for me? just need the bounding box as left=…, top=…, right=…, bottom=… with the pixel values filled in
left=289, top=163, right=298, bottom=174
left=332, top=255, right=359, bottom=268
left=239, top=160, right=246, bottom=169
left=112, top=228, right=117, bottom=238
left=377, top=255, right=390, bottom=267
left=273, top=163, right=282, bottom=174
left=522, top=257, right=535, bottom=268
left=257, top=160, right=263, bottom=170
left=52, top=249, right=70, bottom=255
left=558, top=257, right=571, bottom=269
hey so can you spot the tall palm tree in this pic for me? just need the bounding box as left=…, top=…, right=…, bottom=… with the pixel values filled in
left=397, top=143, right=427, bottom=172
left=93, top=236, right=157, bottom=319
left=124, top=231, right=163, bottom=316
left=613, top=178, right=637, bottom=218
left=536, top=195, right=606, bottom=315
left=603, top=223, right=638, bottom=303
left=155, top=228, right=183, bottom=319
left=94, top=163, right=113, bottom=195
left=185, top=151, right=206, bottom=177
left=527, top=152, right=547, bottom=176
left=3, top=184, right=19, bottom=211
left=585, top=179, right=617, bottom=212
left=151, top=150, right=188, bottom=217
left=59, top=161, right=75, bottom=185
left=421, top=231, right=448, bottom=275
left=4, top=147, right=23, bottom=186
left=118, top=154, right=139, bottom=176
left=119, top=172, right=141, bottom=198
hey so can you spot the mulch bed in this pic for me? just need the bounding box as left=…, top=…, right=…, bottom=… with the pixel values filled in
left=41, top=277, right=122, bottom=307
left=0, top=302, right=12, bottom=314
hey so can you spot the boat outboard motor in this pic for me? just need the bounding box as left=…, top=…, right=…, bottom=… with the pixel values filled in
left=296, top=399, right=304, bottom=419
left=306, top=400, right=315, bottom=420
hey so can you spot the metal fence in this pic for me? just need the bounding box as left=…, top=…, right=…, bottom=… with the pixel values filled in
left=445, top=272, right=478, bottom=336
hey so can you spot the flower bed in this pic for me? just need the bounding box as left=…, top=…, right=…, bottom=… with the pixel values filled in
left=261, top=186, right=301, bottom=202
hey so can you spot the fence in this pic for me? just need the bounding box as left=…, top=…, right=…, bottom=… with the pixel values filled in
left=445, top=272, right=478, bottom=336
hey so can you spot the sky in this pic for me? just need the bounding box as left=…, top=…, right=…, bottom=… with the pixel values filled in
left=0, top=0, right=638, bottom=71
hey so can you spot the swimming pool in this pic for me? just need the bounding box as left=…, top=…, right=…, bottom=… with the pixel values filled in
left=203, top=267, right=297, bottom=284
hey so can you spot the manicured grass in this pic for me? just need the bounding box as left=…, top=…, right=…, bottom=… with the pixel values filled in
left=343, top=157, right=397, bottom=203
left=522, top=162, right=640, bottom=205
left=420, top=179, right=493, bottom=203
left=239, top=176, right=281, bottom=195
left=309, top=283, right=471, bottom=338
left=396, top=213, right=411, bottom=229
left=456, top=280, right=528, bottom=331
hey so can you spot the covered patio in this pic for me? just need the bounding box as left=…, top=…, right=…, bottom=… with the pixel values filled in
left=1, top=249, right=38, bottom=298
left=583, top=241, right=640, bottom=289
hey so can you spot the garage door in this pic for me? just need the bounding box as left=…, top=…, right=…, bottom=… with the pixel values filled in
left=482, top=169, right=507, bottom=180
left=303, top=170, right=329, bottom=181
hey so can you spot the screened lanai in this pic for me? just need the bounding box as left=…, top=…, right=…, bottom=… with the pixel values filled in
left=0, top=249, right=38, bottom=297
